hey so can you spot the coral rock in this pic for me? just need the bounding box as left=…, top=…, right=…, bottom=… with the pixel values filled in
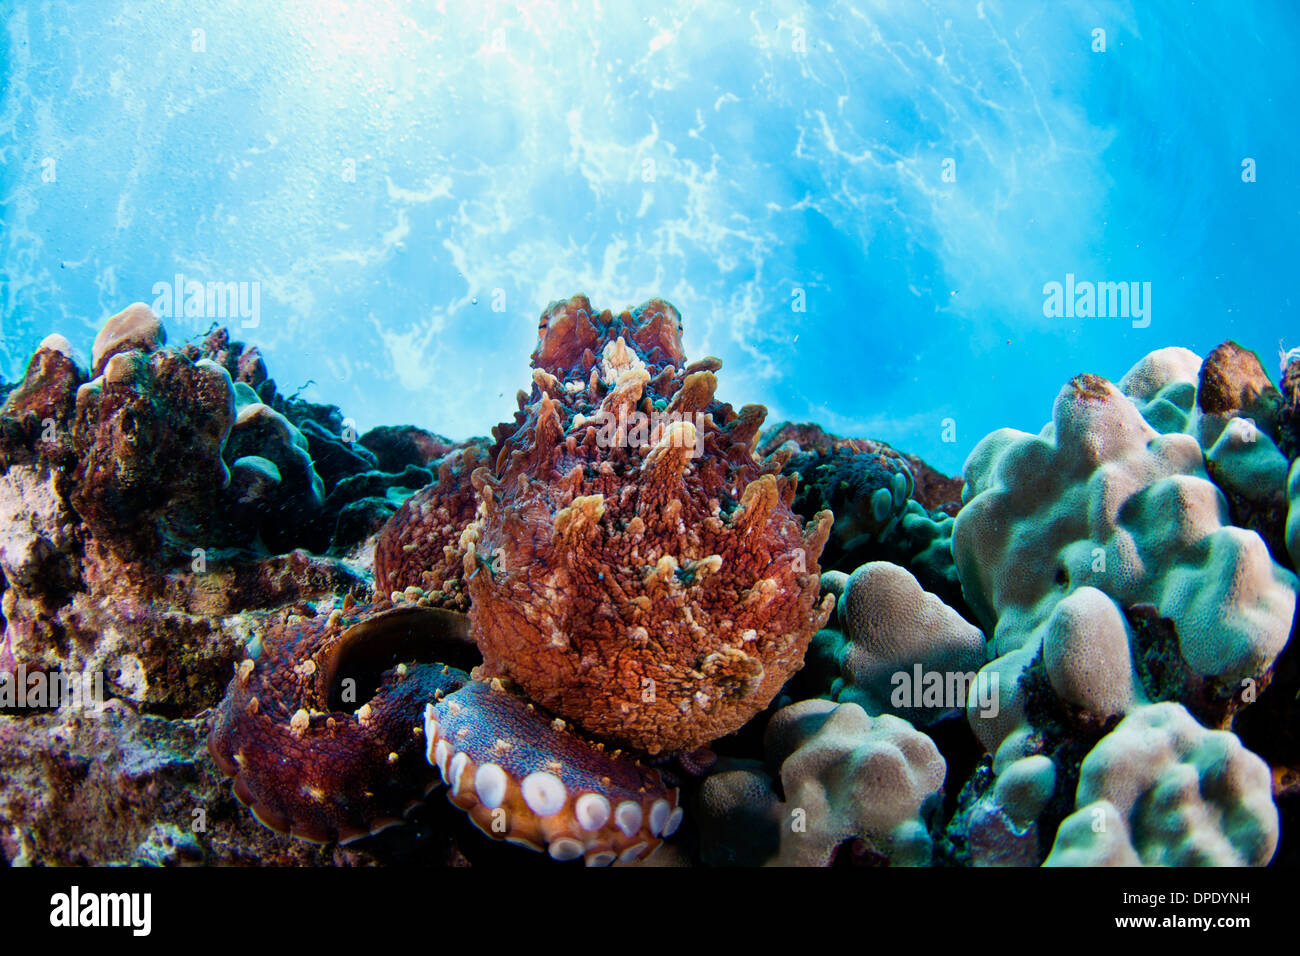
left=90, top=302, right=165, bottom=377
left=1196, top=340, right=1282, bottom=439
left=2, top=335, right=86, bottom=444
left=71, top=347, right=236, bottom=557
left=360, top=425, right=458, bottom=473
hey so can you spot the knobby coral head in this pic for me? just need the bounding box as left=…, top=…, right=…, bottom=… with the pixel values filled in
left=462, top=294, right=835, bottom=755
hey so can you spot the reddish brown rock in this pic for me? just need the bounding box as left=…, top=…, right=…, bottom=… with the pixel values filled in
left=904, top=454, right=964, bottom=516
left=70, top=348, right=236, bottom=558
left=1198, top=341, right=1281, bottom=429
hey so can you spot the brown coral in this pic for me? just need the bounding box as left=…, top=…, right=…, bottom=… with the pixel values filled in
left=70, top=347, right=236, bottom=557
left=2, top=335, right=85, bottom=442
left=460, top=295, right=834, bottom=754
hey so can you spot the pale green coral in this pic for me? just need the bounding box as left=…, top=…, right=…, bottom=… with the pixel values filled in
left=698, top=699, right=946, bottom=867
left=816, top=562, right=986, bottom=726
left=1044, top=703, right=1278, bottom=867
left=954, top=363, right=1296, bottom=756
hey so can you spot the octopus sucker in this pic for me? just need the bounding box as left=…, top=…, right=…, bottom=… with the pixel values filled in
left=425, top=681, right=678, bottom=865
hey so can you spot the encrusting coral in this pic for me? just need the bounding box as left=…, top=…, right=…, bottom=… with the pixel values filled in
left=758, top=422, right=915, bottom=550
left=72, top=345, right=238, bottom=558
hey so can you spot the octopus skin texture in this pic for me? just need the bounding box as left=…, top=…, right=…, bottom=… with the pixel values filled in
left=209, top=594, right=679, bottom=864
left=373, top=440, right=488, bottom=611
left=208, top=600, right=473, bottom=844
left=211, top=294, right=833, bottom=864
left=461, top=294, right=835, bottom=754
left=426, top=680, right=680, bottom=865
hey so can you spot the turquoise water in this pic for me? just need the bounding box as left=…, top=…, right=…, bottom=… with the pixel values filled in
left=2, top=1, right=1296, bottom=472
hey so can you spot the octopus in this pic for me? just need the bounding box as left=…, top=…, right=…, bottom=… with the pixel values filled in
left=209, top=294, right=835, bottom=864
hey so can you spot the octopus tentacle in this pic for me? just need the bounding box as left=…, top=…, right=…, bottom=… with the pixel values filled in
left=208, top=602, right=473, bottom=844
left=425, top=679, right=681, bottom=866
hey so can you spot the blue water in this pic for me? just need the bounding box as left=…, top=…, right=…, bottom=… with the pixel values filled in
left=2, top=1, right=1297, bottom=473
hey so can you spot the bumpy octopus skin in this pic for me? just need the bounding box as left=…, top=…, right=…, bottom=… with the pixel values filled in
left=373, top=441, right=487, bottom=611
left=426, top=680, right=680, bottom=864
left=207, top=601, right=473, bottom=843
left=461, top=294, right=835, bottom=754
left=210, top=294, right=827, bottom=860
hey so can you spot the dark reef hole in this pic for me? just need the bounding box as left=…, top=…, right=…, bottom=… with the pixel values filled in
left=830, top=836, right=889, bottom=867
left=1019, top=650, right=1121, bottom=860
left=324, top=606, right=479, bottom=712
left=926, top=710, right=985, bottom=823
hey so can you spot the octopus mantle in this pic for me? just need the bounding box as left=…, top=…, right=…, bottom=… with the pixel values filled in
left=461, top=294, right=834, bottom=754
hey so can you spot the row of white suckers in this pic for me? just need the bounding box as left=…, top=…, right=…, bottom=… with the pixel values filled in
left=423, top=703, right=683, bottom=866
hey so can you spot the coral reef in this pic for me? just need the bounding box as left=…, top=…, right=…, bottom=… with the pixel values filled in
left=812, top=563, right=986, bottom=726
left=1045, top=703, right=1278, bottom=866
left=0, top=303, right=516, bottom=865
left=943, top=345, right=1299, bottom=869
left=360, top=425, right=457, bottom=473
left=72, top=342, right=236, bottom=558
left=759, top=422, right=965, bottom=607
left=698, top=699, right=945, bottom=866
left=4, top=298, right=1299, bottom=870
left=759, top=422, right=916, bottom=553
left=954, top=362, right=1296, bottom=763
